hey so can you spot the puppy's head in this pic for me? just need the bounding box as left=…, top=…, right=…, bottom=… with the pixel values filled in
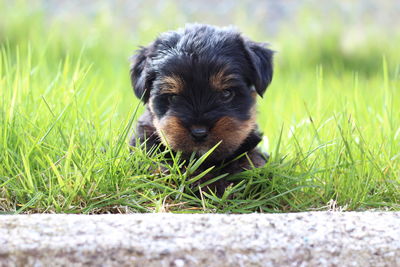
left=130, top=24, right=273, bottom=160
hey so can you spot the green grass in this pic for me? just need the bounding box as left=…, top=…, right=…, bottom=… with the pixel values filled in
left=0, top=1, right=399, bottom=214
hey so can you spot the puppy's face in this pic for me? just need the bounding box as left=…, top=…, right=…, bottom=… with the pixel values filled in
left=131, top=25, right=273, bottom=160
left=150, top=63, right=257, bottom=159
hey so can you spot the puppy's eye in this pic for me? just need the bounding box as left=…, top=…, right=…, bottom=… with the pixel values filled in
left=221, top=89, right=235, bottom=102
left=168, top=94, right=178, bottom=104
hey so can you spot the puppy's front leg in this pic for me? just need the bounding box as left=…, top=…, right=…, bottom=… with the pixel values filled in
left=130, top=108, right=159, bottom=149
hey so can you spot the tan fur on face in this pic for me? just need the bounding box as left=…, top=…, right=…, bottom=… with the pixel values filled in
left=209, top=69, right=237, bottom=91
left=212, top=106, right=256, bottom=154
left=153, top=107, right=257, bottom=160
left=160, top=75, right=184, bottom=94
left=153, top=116, right=188, bottom=149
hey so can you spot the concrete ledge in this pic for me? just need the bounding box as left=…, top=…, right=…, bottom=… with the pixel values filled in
left=0, top=212, right=399, bottom=266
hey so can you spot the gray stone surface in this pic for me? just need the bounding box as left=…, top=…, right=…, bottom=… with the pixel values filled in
left=0, top=212, right=399, bottom=267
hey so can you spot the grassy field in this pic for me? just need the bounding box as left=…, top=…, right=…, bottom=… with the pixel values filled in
left=0, top=2, right=399, bottom=214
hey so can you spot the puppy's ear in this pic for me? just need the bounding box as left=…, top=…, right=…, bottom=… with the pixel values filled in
left=130, top=44, right=155, bottom=103
left=244, top=41, right=274, bottom=97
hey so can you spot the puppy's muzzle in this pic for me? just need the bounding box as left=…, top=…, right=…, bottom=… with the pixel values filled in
left=190, top=126, right=208, bottom=142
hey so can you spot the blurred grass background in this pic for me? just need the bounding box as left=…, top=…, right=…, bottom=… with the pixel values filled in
left=0, top=0, right=399, bottom=213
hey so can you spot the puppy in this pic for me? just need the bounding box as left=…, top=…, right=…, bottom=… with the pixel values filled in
left=130, top=24, right=273, bottom=194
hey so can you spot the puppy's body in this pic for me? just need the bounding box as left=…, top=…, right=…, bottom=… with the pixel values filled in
left=130, top=24, right=273, bottom=193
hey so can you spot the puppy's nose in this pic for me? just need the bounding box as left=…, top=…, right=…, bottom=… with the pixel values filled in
left=190, top=126, right=208, bottom=141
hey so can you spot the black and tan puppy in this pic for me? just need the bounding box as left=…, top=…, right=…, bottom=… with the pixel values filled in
left=130, top=24, right=273, bottom=194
